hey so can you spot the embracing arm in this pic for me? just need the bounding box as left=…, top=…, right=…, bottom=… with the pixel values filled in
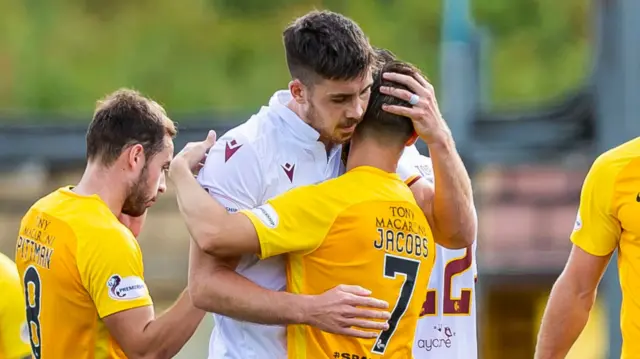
left=381, top=69, right=476, bottom=249
left=397, top=145, right=475, bottom=249
left=425, top=136, right=476, bottom=248
left=171, top=133, right=388, bottom=335
left=187, top=241, right=308, bottom=324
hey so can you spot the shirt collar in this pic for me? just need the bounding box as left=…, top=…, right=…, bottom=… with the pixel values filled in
left=269, top=90, right=321, bottom=143
left=348, top=165, right=402, bottom=181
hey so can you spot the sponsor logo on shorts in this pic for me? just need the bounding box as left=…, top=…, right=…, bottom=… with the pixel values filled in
left=107, top=274, right=147, bottom=300
left=251, top=204, right=279, bottom=228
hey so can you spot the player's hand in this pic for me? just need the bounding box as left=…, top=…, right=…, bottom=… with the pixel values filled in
left=118, top=211, right=147, bottom=238
left=303, top=284, right=391, bottom=338
left=170, top=130, right=217, bottom=177
left=380, top=72, right=452, bottom=145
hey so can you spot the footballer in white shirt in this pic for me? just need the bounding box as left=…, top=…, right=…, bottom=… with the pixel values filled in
left=177, top=11, right=477, bottom=359
left=397, top=148, right=479, bottom=359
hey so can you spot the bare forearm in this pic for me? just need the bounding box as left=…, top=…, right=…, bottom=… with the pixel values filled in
left=535, top=276, right=594, bottom=359
left=143, top=289, right=205, bottom=359
left=172, top=165, right=230, bottom=250
left=189, top=247, right=307, bottom=325
left=427, top=134, right=476, bottom=248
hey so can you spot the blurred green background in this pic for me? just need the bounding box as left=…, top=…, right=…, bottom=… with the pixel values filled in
left=0, top=0, right=589, bottom=117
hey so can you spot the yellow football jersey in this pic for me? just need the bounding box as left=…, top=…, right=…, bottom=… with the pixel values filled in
left=14, top=187, right=153, bottom=358
left=0, top=252, right=30, bottom=359
left=571, top=137, right=640, bottom=358
left=243, top=166, right=436, bottom=359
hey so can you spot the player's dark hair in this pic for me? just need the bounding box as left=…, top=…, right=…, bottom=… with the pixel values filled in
left=355, top=61, right=419, bottom=146
left=341, top=48, right=400, bottom=164
left=283, top=10, right=374, bottom=85
left=86, top=88, right=177, bottom=166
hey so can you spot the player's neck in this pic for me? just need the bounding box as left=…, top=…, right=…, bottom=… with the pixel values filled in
left=345, top=140, right=400, bottom=174
left=287, top=99, right=335, bottom=151
left=73, top=162, right=127, bottom=216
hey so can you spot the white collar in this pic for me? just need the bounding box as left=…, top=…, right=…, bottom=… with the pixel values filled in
left=269, top=90, right=321, bottom=143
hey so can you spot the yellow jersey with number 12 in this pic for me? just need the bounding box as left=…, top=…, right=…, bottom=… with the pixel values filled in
left=571, top=137, right=640, bottom=359
left=14, top=187, right=153, bottom=358
left=243, top=166, right=436, bottom=359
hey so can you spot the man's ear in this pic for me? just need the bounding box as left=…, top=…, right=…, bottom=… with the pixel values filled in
left=126, top=144, right=145, bottom=171
left=405, top=131, right=419, bottom=147
left=289, top=79, right=307, bottom=105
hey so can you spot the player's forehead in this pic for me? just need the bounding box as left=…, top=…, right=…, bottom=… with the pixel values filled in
left=153, top=135, right=174, bottom=163
left=316, top=70, right=373, bottom=97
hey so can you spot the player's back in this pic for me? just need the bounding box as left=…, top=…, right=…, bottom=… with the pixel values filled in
left=287, top=166, right=436, bottom=358
left=14, top=187, right=144, bottom=358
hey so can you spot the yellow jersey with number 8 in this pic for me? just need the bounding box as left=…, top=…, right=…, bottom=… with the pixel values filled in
left=243, top=166, right=436, bottom=358
left=14, top=187, right=153, bottom=358
left=571, top=137, right=640, bottom=359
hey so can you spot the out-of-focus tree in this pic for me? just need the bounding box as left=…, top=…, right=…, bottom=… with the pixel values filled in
left=0, top=0, right=589, bottom=118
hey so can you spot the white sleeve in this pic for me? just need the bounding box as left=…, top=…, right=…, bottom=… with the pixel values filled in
left=197, top=131, right=264, bottom=212
left=396, top=145, right=434, bottom=185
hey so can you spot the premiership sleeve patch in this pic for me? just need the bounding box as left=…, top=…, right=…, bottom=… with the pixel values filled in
left=573, top=213, right=582, bottom=232
left=250, top=203, right=279, bottom=228
left=106, top=274, right=148, bottom=301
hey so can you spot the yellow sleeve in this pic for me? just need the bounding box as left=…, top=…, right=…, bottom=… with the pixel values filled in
left=570, top=156, right=622, bottom=256
left=241, top=184, right=340, bottom=259
left=0, top=263, right=31, bottom=359
left=76, top=227, right=153, bottom=318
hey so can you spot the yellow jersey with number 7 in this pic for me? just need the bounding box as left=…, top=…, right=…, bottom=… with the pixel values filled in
left=571, top=137, right=640, bottom=359
left=243, top=166, right=436, bottom=358
left=14, top=187, right=153, bottom=358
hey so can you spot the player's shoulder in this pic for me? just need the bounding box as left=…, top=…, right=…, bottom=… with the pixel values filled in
left=0, top=252, right=19, bottom=283
left=215, top=107, right=285, bottom=160
left=32, top=188, right=136, bottom=250
left=590, top=137, right=640, bottom=182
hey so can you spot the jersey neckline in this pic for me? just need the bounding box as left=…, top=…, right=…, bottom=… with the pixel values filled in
left=347, top=165, right=403, bottom=182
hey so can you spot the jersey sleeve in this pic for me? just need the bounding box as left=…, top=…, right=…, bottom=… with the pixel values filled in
left=77, top=228, right=153, bottom=318
left=570, top=156, right=622, bottom=256
left=0, top=264, right=31, bottom=358
left=197, top=131, right=264, bottom=212
left=240, top=184, right=339, bottom=259
left=397, top=146, right=434, bottom=186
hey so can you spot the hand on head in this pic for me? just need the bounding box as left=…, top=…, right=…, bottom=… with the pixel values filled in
left=379, top=72, right=452, bottom=145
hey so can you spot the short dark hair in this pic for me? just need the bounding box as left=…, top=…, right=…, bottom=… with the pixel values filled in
left=283, top=10, right=374, bottom=85
left=373, top=47, right=397, bottom=67
left=355, top=61, right=419, bottom=145
left=86, top=88, right=177, bottom=166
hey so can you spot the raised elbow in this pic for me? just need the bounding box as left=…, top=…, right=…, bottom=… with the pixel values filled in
left=434, top=219, right=476, bottom=249
left=192, top=226, right=226, bottom=257
left=188, top=280, right=209, bottom=311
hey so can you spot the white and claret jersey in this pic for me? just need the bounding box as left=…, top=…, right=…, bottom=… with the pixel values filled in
left=397, top=147, right=479, bottom=359
left=198, top=90, right=424, bottom=359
